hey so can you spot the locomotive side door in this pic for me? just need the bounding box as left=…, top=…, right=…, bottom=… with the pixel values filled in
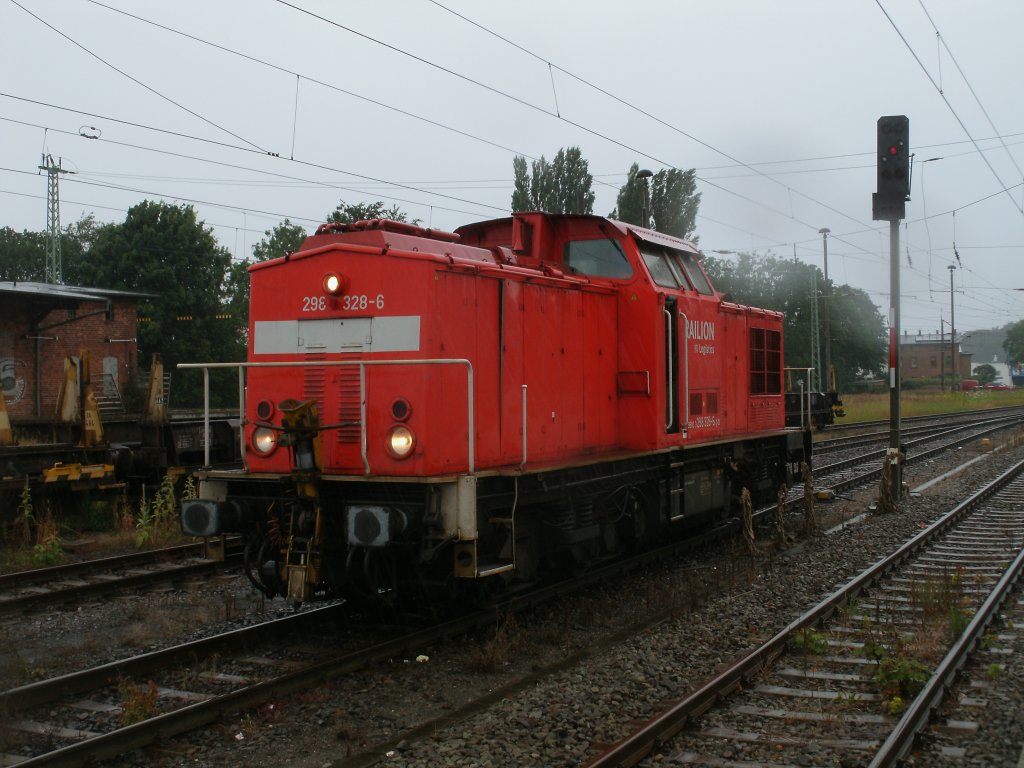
left=639, top=243, right=720, bottom=438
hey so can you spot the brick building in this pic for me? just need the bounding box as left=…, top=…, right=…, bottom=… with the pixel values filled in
left=0, top=282, right=148, bottom=420
left=899, top=330, right=973, bottom=385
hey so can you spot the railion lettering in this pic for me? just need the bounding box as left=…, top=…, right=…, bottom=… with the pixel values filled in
left=686, top=319, right=715, bottom=341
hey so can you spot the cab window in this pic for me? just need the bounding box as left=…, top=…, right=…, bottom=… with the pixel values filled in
left=641, top=247, right=680, bottom=288
left=674, top=252, right=713, bottom=295
left=564, top=238, right=633, bottom=278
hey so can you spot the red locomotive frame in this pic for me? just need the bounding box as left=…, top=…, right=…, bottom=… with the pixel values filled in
left=183, top=213, right=808, bottom=603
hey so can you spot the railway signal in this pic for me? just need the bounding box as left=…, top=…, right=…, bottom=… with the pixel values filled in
left=872, top=115, right=910, bottom=221
left=873, top=115, right=910, bottom=510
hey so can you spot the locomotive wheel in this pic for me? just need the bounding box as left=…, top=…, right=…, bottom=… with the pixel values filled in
left=612, top=486, right=652, bottom=551
left=244, top=536, right=284, bottom=598
left=345, top=546, right=398, bottom=602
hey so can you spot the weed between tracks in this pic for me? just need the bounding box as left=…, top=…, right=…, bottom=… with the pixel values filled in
left=117, top=678, right=161, bottom=724
left=851, top=567, right=974, bottom=714
left=0, top=471, right=196, bottom=573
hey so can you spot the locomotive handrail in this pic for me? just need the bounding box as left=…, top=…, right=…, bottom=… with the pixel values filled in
left=178, top=359, right=475, bottom=473
left=785, top=366, right=815, bottom=429
left=680, top=311, right=689, bottom=437
left=521, top=384, right=528, bottom=468
left=663, top=307, right=674, bottom=431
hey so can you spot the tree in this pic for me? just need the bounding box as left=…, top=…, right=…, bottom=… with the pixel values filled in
left=609, top=165, right=646, bottom=227
left=0, top=227, right=47, bottom=281
left=610, top=164, right=701, bottom=242
left=973, top=363, right=997, bottom=385
left=328, top=200, right=418, bottom=225
left=1003, top=319, right=1024, bottom=367
left=510, top=147, right=595, bottom=214
left=251, top=218, right=307, bottom=263
left=703, top=251, right=886, bottom=389
left=76, top=201, right=237, bottom=407
left=650, top=167, right=700, bottom=241
left=225, top=219, right=310, bottom=346
left=0, top=215, right=98, bottom=283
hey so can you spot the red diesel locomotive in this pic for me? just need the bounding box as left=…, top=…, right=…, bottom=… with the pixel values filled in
left=181, top=213, right=809, bottom=603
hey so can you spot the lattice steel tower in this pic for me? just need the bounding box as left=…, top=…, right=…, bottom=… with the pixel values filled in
left=38, top=154, right=72, bottom=284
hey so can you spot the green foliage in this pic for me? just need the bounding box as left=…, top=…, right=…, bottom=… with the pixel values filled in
left=703, top=251, right=886, bottom=389
left=609, top=164, right=645, bottom=226
left=610, top=164, right=701, bottom=242
left=0, top=216, right=99, bottom=284
left=134, top=486, right=154, bottom=548
left=986, top=663, right=1003, bottom=679
left=72, top=201, right=238, bottom=407
left=1003, top=319, right=1024, bottom=367
left=650, top=168, right=700, bottom=241
left=251, top=219, right=307, bottom=263
left=327, top=200, right=417, bottom=225
left=118, top=679, right=160, bottom=724
left=873, top=654, right=929, bottom=702
left=510, top=147, right=595, bottom=214
left=226, top=219, right=310, bottom=344
left=135, top=473, right=180, bottom=548
left=0, top=227, right=48, bottom=281
left=32, top=536, right=63, bottom=566
left=789, top=627, right=829, bottom=655
left=181, top=475, right=197, bottom=501
left=973, top=363, right=997, bottom=385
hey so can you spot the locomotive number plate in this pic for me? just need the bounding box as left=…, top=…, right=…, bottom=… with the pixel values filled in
left=302, top=294, right=385, bottom=312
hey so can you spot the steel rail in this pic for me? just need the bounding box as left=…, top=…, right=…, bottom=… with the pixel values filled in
left=584, top=457, right=1024, bottom=767
left=869, top=531, right=1024, bottom=767
left=0, top=541, right=206, bottom=591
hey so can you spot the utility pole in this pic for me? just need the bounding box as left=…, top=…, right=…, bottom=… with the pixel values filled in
left=37, top=154, right=73, bottom=284
left=948, top=265, right=957, bottom=390
left=810, top=273, right=821, bottom=388
left=939, top=318, right=946, bottom=392
left=637, top=169, right=653, bottom=228
left=819, top=227, right=832, bottom=392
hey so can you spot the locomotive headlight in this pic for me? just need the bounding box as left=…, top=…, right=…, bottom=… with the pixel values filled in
left=252, top=426, right=278, bottom=455
left=322, top=272, right=346, bottom=295
left=386, top=424, right=416, bottom=459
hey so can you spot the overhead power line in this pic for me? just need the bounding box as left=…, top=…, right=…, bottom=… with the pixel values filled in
left=874, top=0, right=1023, bottom=217
left=9, top=0, right=267, bottom=155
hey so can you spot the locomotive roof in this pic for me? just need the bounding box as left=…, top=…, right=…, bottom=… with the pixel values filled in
left=455, top=212, right=702, bottom=255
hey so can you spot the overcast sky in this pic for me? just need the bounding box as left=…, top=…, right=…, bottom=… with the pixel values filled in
left=2, top=0, right=1023, bottom=337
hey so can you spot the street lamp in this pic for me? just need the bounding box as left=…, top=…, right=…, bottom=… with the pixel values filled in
left=637, top=169, right=653, bottom=228
left=819, top=227, right=831, bottom=392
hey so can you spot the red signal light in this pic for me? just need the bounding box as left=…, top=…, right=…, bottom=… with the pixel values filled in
left=888, top=145, right=899, bottom=156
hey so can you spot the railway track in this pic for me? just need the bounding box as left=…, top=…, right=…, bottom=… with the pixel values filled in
left=814, top=408, right=1024, bottom=456
left=584, top=458, right=1024, bottom=767
left=783, top=409, right=1024, bottom=513
left=0, top=542, right=238, bottom=617
left=0, top=528, right=732, bottom=768
left=819, top=405, right=1024, bottom=438
left=2, top=409, right=1020, bottom=765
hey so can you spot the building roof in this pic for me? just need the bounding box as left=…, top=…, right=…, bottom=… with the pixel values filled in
left=900, top=331, right=968, bottom=345
left=0, top=281, right=152, bottom=305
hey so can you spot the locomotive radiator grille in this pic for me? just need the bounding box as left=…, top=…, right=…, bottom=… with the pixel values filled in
left=336, top=360, right=361, bottom=444
left=303, top=354, right=326, bottom=416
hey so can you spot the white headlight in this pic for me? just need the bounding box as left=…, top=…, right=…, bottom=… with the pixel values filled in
left=386, top=425, right=415, bottom=459
left=322, top=272, right=345, bottom=295
left=252, top=426, right=278, bottom=455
